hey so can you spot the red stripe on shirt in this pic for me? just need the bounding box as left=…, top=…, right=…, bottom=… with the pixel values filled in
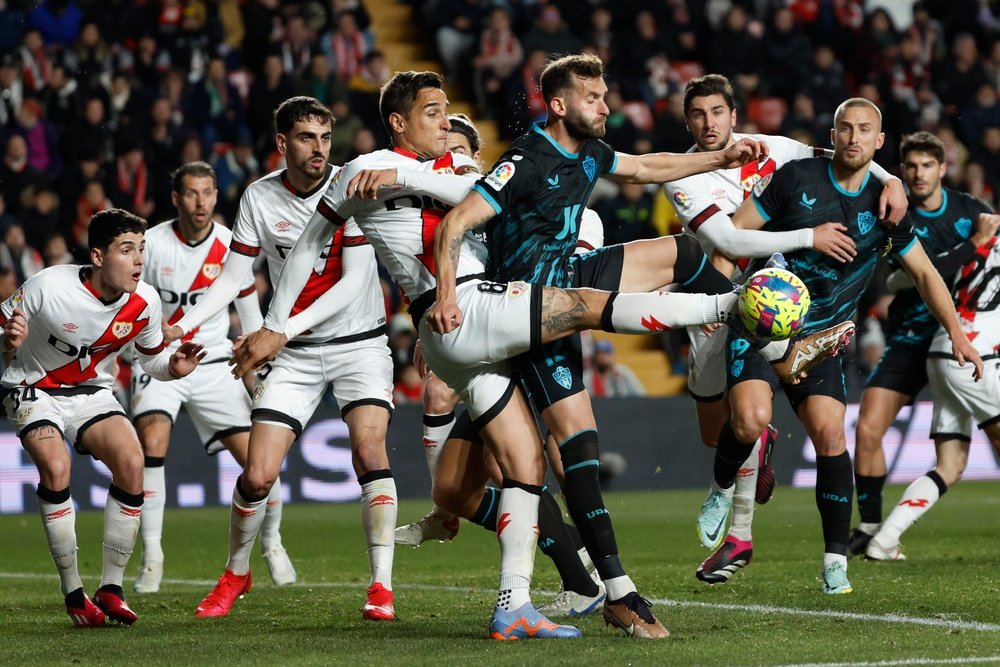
left=689, top=204, right=721, bottom=232
left=230, top=240, right=260, bottom=257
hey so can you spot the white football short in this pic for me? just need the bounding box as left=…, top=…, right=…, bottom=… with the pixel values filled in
left=687, top=324, right=728, bottom=400
left=418, top=280, right=537, bottom=427
left=3, top=386, right=127, bottom=452
left=131, top=360, right=252, bottom=454
left=927, top=356, right=1000, bottom=439
left=251, top=334, right=393, bottom=436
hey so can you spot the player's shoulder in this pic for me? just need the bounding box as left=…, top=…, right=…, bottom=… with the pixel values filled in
left=243, top=169, right=286, bottom=198
left=27, top=264, right=82, bottom=289
left=947, top=188, right=994, bottom=215
left=210, top=220, right=234, bottom=243
left=134, top=279, right=160, bottom=303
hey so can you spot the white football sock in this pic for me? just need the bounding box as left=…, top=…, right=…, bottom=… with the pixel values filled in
left=37, top=493, right=83, bottom=595
left=729, top=438, right=761, bottom=542
left=139, top=464, right=165, bottom=563
left=361, top=475, right=397, bottom=589
left=422, top=414, right=455, bottom=516
left=226, top=483, right=267, bottom=576
left=603, top=575, right=637, bottom=601
left=759, top=339, right=790, bottom=362
left=101, top=491, right=142, bottom=589
left=876, top=474, right=942, bottom=548
left=609, top=292, right=737, bottom=333
left=260, top=475, right=284, bottom=552
left=496, top=485, right=539, bottom=611
left=823, top=552, right=848, bottom=569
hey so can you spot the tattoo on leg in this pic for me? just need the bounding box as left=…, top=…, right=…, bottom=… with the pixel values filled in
left=27, top=425, right=61, bottom=442
left=542, top=288, right=589, bottom=335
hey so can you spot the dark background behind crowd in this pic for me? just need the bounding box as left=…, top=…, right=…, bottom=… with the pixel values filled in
left=0, top=0, right=998, bottom=399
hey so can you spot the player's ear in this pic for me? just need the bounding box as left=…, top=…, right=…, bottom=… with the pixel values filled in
left=550, top=96, right=566, bottom=119
left=90, top=247, right=104, bottom=268
left=875, top=132, right=885, bottom=150
left=388, top=111, right=405, bottom=135
left=829, top=128, right=836, bottom=147
left=275, top=132, right=287, bottom=155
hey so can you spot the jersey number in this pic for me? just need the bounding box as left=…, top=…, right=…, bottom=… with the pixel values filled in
left=6, top=387, right=38, bottom=411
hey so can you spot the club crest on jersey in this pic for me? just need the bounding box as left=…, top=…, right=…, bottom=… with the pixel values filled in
left=749, top=172, right=772, bottom=196
left=730, top=359, right=744, bottom=377
left=16, top=406, right=33, bottom=422
left=253, top=381, right=268, bottom=402
left=552, top=365, right=572, bottom=390
left=507, top=281, right=528, bottom=298
left=673, top=190, right=692, bottom=211
left=582, top=155, right=597, bottom=182
left=955, top=217, right=972, bottom=238
left=485, top=161, right=515, bottom=191
left=111, top=321, right=133, bottom=339
left=857, top=210, right=876, bottom=235
left=10, top=286, right=24, bottom=306
left=201, top=263, right=222, bottom=280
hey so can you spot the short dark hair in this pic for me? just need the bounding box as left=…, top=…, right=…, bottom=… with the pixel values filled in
left=900, top=131, right=945, bottom=164
left=378, top=70, right=445, bottom=135
left=683, top=74, right=736, bottom=116
left=447, top=113, right=481, bottom=153
left=88, top=208, right=147, bottom=252
left=273, top=96, right=335, bottom=135
left=171, top=161, right=217, bottom=193
left=539, top=54, right=604, bottom=103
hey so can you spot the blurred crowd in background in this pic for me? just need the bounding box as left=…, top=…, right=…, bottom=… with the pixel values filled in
left=0, top=0, right=998, bottom=399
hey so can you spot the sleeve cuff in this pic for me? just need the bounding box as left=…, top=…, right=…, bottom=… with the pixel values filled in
left=751, top=196, right=771, bottom=222
left=895, top=236, right=918, bottom=256
left=472, top=184, right=502, bottom=215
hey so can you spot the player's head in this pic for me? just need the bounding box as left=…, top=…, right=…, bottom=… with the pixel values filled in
left=273, top=96, right=334, bottom=182
left=447, top=113, right=482, bottom=167
left=171, top=161, right=217, bottom=231
left=899, top=131, right=946, bottom=204
left=683, top=74, right=737, bottom=151
left=88, top=208, right=147, bottom=294
left=831, top=98, right=884, bottom=170
left=540, top=54, right=608, bottom=141
left=379, top=71, right=450, bottom=159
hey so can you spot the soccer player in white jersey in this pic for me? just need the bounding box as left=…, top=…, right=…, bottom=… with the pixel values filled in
left=864, top=205, right=1000, bottom=561
left=663, top=74, right=907, bottom=583
left=230, top=70, right=776, bottom=639
left=162, top=97, right=397, bottom=621
left=131, top=161, right=293, bottom=595
left=0, top=209, right=205, bottom=627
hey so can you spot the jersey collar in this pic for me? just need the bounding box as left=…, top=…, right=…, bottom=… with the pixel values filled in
left=171, top=219, right=213, bottom=247
left=391, top=146, right=429, bottom=162
left=280, top=164, right=333, bottom=199
left=532, top=122, right=579, bottom=159
left=826, top=162, right=871, bottom=198
left=914, top=188, right=949, bottom=218
left=79, top=267, right=125, bottom=306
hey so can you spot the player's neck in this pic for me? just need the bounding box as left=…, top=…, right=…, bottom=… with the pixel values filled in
left=176, top=218, right=211, bottom=244
left=284, top=168, right=324, bottom=194
left=85, top=267, right=124, bottom=302
left=543, top=123, right=584, bottom=156
left=916, top=188, right=944, bottom=213
left=394, top=138, right=438, bottom=161
left=830, top=161, right=870, bottom=193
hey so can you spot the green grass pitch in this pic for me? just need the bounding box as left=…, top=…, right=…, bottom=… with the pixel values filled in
left=1, top=484, right=999, bottom=666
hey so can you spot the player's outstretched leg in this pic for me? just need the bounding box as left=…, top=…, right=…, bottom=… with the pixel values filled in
left=260, top=475, right=296, bottom=586
left=95, top=484, right=143, bottom=625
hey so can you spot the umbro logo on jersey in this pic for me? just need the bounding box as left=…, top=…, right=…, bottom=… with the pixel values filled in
left=547, top=175, right=560, bottom=189
left=275, top=221, right=292, bottom=232
left=62, top=323, right=78, bottom=333
left=799, top=192, right=817, bottom=210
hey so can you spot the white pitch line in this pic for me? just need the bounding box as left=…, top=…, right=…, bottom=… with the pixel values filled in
left=776, top=657, right=1000, bottom=667
left=3, top=571, right=999, bottom=633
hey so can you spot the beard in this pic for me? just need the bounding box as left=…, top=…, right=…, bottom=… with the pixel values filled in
left=565, top=107, right=606, bottom=141
left=696, top=128, right=732, bottom=152
left=836, top=149, right=874, bottom=171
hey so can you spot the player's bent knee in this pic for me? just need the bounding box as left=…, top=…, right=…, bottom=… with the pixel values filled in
left=809, top=423, right=846, bottom=456
left=854, top=418, right=886, bottom=452
left=423, top=378, right=458, bottom=414
left=242, top=468, right=276, bottom=498
left=37, top=458, right=71, bottom=490
left=731, top=408, right=770, bottom=444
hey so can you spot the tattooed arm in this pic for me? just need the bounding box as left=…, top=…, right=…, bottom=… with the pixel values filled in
left=428, top=191, right=497, bottom=334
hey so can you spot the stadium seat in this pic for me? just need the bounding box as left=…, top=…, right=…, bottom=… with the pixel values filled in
left=746, top=97, right=788, bottom=134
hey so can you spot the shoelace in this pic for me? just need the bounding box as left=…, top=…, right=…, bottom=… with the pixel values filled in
left=625, top=592, right=657, bottom=624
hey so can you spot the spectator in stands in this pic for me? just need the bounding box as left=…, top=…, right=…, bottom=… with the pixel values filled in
left=72, top=179, right=111, bottom=249
left=587, top=6, right=614, bottom=67
left=960, top=84, right=1000, bottom=152
left=105, top=136, right=154, bottom=219
left=0, top=1, right=26, bottom=53
left=602, top=85, right=641, bottom=154
left=293, top=51, right=349, bottom=106
left=961, top=161, right=995, bottom=207
left=345, top=126, right=376, bottom=163
left=907, top=1, right=945, bottom=68
left=585, top=340, right=647, bottom=398
left=71, top=95, right=113, bottom=164
left=596, top=183, right=657, bottom=247
left=326, top=0, right=370, bottom=34
left=653, top=91, right=693, bottom=153
left=16, top=98, right=61, bottom=180
left=708, top=6, right=760, bottom=99
left=888, top=33, right=930, bottom=122
left=348, top=50, right=390, bottom=144
left=106, top=72, right=147, bottom=136
left=430, top=0, right=483, bottom=83
left=618, top=10, right=672, bottom=103
left=247, top=54, right=292, bottom=148
left=41, top=231, right=73, bottom=266
left=213, top=129, right=260, bottom=221
left=19, top=187, right=60, bottom=251
left=19, top=28, right=52, bottom=93
left=0, top=53, right=23, bottom=129
left=0, top=193, right=11, bottom=231
left=852, top=7, right=897, bottom=80
left=780, top=94, right=823, bottom=146
left=278, top=14, right=315, bottom=77
left=322, top=10, right=372, bottom=83
left=67, top=21, right=111, bottom=91
left=132, top=35, right=172, bottom=94
left=521, top=4, right=581, bottom=60
left=987, top=39, right=1000, bottom=91
left=504, top=47, right=547, bottom=137
left=329, top=98, right=363, bottom=165
left=760, top=7, right=813, bottom=101
left=976, top=126, right=1000, bottom=197
left=934, top=33, right=989, bottom=131
left=805, top=45, right=849, bottom=130
left=472, top=6, right=522, bottom=118
left=40, top=64, right=81, bottom=135
left=29, top=0, right=83, bottom=48
left=187, top=56, right=246, bottom=146
left=0, top=221, right=43, bottom=284
left=0, top=134, right=46, bottom=214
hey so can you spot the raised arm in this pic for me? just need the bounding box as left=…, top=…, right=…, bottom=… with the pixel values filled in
left=609, top=138, right=767, bottom=185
